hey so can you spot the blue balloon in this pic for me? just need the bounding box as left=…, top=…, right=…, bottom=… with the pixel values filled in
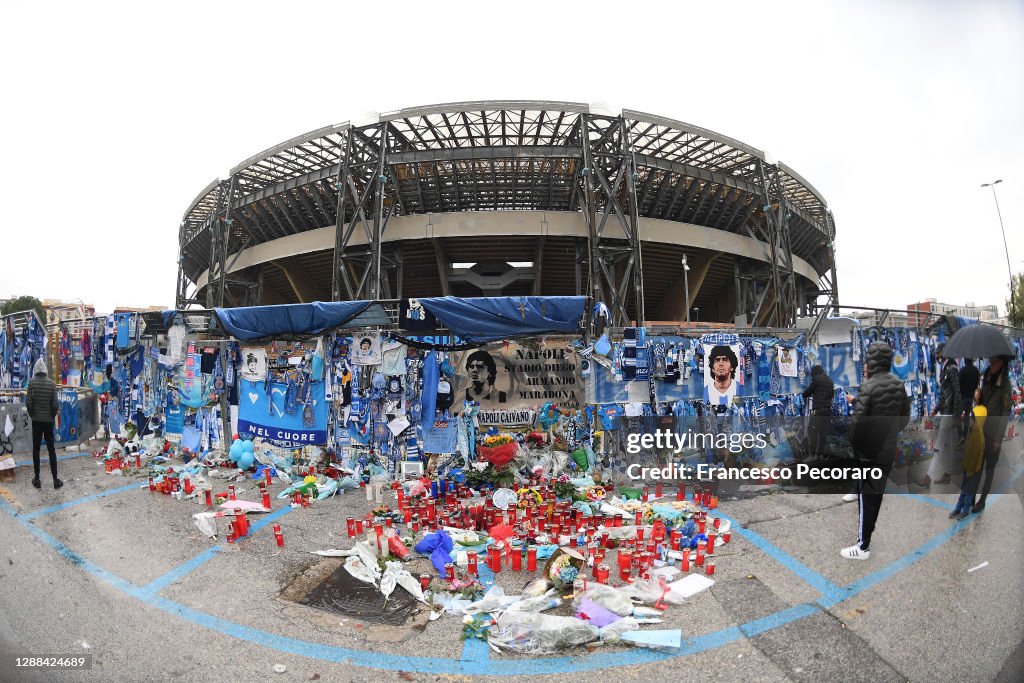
left=238, top=453, right=254, bottom=470
left=242, top=440, right=254, bottom=453
left=229, top=442, right=243, bottom=461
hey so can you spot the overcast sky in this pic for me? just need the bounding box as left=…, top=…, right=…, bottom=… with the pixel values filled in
left=2, top=1, right=1021, bottom=317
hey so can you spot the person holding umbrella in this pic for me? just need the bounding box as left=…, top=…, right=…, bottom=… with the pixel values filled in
left=972, top=354, right=1013, bottom=512
left=938, top=322, right=1016, bottom=513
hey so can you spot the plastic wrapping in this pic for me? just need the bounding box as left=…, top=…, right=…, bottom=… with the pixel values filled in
left=572, top=583, right=635, bottom=617
left=489, top=611, right=599, bottom=654
left=336, top=475, right=360, bottom=491
left=336, top=541, right=382, bottom=586
left=521, top=578, right=553, bottom=598
left=461, top=586, right=519, bottom=616
left=621, top=578, right=685, bottom=606
left=345, top=555, right=378, bottom=585
left=504, top=590, right=561, bottom=614
left=598, top=616, right=641, bottom=642
left=430, top=592, right=474, bottom=616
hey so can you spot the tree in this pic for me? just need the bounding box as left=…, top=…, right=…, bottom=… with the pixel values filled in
left=1008, top=273, right=1024, bottom=328
left=1, top=295, right=45, bottom=321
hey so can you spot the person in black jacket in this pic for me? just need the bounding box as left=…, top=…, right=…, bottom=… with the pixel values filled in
left=25, top=359, right=63, bottom=490
left=801, top=365, right=834, bottom=456
left=958, top=358, right=979, bottom=440
left=841, top=342, right=910, bottom=560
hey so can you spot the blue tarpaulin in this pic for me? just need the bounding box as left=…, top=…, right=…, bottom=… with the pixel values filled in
left=214, top=301, right=372, bottom=341
left=417, top=296, right=585, bottom=342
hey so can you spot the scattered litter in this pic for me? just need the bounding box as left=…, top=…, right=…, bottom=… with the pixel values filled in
left=668, top=573, right=715, bottom=599
left=273, top=663, right=287, bottom=674
left=967, top=561, right=989, bottom=573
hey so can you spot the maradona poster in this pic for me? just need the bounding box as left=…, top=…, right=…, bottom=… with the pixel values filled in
left=452, top=340, right=583, bottom=411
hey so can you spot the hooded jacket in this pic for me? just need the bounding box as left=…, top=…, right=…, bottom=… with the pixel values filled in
left=979, top=360, right=1012, bottom=444
left=850, top=342, right=911, bottom=470
left=802, top=365, right=834, bottom=415
left=936, top=358, right=961, bottom=415
left=26, top=359, right=59, bottom=423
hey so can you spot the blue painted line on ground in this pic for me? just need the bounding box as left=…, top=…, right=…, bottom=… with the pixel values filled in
left=901, top=493, right=956, bottom=511
left=820, top=472, right=1021, bottom=609
left=2, top=479, right=1019, bottom=675
left=141, top=505, right=295, bottom=595
left=459, top=552, right=496, bottom=661
left=15, top=450, right=94, bottom=467
left=0, top=493, right=142, bottom=595
left=715, top=510, right=846, bottom=604
left=141, top=546, right=223, bottom=596
left=739, top=602, right=821, bottom=638
left=21, top=482, right=140, bottom=520
left=819, top=505, right=982, bottom=609
left=460, top=636, right=492, bottom=662
left=902, top=463, right=1024, bottom=511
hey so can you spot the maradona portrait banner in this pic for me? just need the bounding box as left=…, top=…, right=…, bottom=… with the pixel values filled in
left=452, top=340, right=583, bottom=412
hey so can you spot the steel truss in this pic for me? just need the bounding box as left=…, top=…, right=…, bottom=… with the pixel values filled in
left=576, top=115, right=644, bottom=327
left=176, top=103, right=837, bottom=323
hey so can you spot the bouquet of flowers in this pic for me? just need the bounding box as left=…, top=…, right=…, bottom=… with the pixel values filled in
left=544, top=548, right=585, bottom=590
left=479, top=435, right=519, bottom=468
left=483, top=434, right=514, bottom=447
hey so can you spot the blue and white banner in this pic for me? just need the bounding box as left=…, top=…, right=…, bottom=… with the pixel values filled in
left=55, top=389, right=79, bottom=443
left=422, top=418, right=458, bottom=453
left=237, top=378, right=328, bottom=446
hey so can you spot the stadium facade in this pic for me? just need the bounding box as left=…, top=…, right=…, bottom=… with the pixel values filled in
left=176, top=101, right=837, bottom=327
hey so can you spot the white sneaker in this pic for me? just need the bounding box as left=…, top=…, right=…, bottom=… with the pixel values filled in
left=840, top=544, right=870, bottom=560
left=841, top=493, right=858, bottom=503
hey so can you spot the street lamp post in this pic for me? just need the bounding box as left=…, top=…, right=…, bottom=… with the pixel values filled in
left=981, top=179, right=1015, bottom=324
left=693, top=307, right=700, bottom=324
left=682, top=255, right=691, bottom=324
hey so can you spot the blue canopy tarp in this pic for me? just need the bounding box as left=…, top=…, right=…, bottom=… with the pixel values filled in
left=418, top=296, right=585, bottom=342
left=214, top=301, right=372, bottom=341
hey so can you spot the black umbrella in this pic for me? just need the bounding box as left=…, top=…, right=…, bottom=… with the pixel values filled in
left=941, top=323, right=1014, bottom=359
